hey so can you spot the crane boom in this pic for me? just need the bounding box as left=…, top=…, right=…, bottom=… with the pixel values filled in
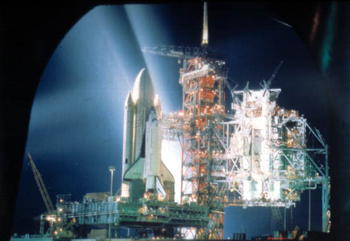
left=141, top=45, right=207, bottom=59
left=142, top=3, right=210, bottom=60
left=28, top=152, right=55, bottom=213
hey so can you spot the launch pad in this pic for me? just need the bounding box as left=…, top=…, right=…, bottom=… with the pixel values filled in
left=30, top=57, right=329, bottom=240
left=13, top=2, right=330, bottom=241
left=55, top=194, right=209, bottom=235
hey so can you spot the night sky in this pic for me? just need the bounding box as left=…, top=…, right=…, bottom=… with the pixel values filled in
left=13, top=3, right=328, bottom=238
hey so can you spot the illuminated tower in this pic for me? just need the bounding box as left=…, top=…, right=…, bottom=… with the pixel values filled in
left=179, top=57, right=227, bottom=239
left=142, top=2, right=228, bottom=238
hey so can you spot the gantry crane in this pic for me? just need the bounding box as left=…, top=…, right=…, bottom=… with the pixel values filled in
left=27, top=152, right=56, bottom=235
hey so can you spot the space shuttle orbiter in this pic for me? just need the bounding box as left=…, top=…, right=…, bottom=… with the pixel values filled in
left=120, top=68, right=175, bottom=201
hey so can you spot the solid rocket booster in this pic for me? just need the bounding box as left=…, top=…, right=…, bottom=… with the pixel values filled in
left=121, top=93, right=134, bottom=197
left=121, top=68, right=174, bottom=200
left=122, top=92, right=134, bottom=178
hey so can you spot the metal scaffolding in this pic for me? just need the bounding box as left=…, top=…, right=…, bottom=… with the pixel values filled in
left=178, top=57, right=227, bottom=239
left=164, top=85, right=330, bottom=237
left=219, top=88, right=330, bottom=232
left=54, top=195, right=209, bottom=239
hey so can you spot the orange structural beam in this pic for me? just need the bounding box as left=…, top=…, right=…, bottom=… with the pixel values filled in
left=199, top=76, right=216, bottom=88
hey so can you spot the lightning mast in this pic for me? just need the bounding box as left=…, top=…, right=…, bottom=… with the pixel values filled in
left=201, top=2, right=209, bottom=47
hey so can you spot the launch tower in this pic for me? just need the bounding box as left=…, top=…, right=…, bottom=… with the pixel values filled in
left=144, top=3, right=228, bottom=238
left=178, top=57, right=227, bottom=239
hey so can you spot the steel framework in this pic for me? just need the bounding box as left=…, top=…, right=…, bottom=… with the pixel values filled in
left=54, top=195, right=210, bottom=239
left=217, top=89, right=330, bottom=232
left=163, top=84, right=330, bottom=237
left=178, top=57, right=227, bottom=239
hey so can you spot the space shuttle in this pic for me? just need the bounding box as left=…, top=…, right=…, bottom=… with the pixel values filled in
left=121, top=68, right=175, bottom=201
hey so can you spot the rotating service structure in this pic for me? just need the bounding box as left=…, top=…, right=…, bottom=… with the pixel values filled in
left=223, top=88, right=330, bottom=232
left=163, top=60, right=330, bottom=237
